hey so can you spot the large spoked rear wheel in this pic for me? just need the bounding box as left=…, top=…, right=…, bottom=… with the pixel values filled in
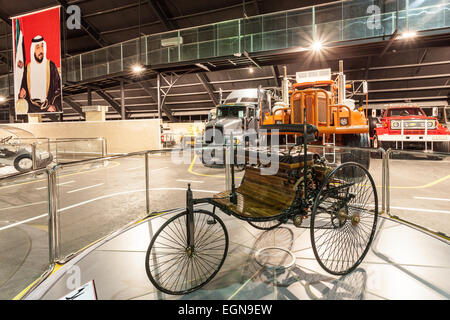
left=145, top=209, right=228, bottom=295
left=310, top=162, right=378, bottom=275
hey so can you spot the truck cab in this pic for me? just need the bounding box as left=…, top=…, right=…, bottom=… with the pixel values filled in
left=200, top=88, right=267, bottom=168
left=434, top=106, right=450, bottom=129
left=203, top=88, right=266, bottom=145
left=373, top=105, right=450, bottom=151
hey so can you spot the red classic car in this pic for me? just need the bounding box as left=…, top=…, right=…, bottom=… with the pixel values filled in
left=373, top=105, right=450, bottom=152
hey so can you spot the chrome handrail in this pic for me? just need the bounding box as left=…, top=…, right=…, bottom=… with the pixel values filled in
left=383, top=148, right=450, bottom=240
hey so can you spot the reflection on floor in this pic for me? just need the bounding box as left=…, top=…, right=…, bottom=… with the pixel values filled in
left=26, top=204, right=450, bottom=300
left=0, top=166, right=17, bottom=177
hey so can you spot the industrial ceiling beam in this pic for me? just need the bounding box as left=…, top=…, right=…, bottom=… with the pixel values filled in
left=45, top=113, right=60, bottom=122
left=0, top=53, right=8, bottom=66
left=271, top=65, right=281, bottom=87
left=148, top=0, right=178, bottom=30
left=253, top=0, right=262, bottom=15
left=379, top=30, right=398, bottom=58
left=346, top=60, right=450, bottom=73
left=369, top=85, right=450, bottom=93
left=64, top=96, right=85, bottom=118
left=112, top=76, right=178, bottom=121
left=86, top=1, right=262, bottom=37
left=138, top=81, right=178, bottom=121
left=196, top=72, right=219, bottom=106
left=0, top=12, right=11, bottom=67
left=363, top=96, right=449, bottom=103
left=366, top=73, right=450, bottom=82
left=413, top=48, right=428, bottom=76
left=57, top=0, right=109, bottom=47
left=243, top=50, right=262, bottom=69
left=363, top=56, right=372, bottom=80
left=95, top=89, right=127, bottom=117
left=0, top=8, right=11, bottom=25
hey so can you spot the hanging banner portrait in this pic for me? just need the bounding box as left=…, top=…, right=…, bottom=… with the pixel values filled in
left=12, top=6, right=62, bottom=115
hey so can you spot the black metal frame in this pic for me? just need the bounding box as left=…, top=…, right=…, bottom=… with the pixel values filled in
left=186, top=107, right=323, bottom=224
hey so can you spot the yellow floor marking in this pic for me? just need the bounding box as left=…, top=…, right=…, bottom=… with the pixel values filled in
left=187, top=154, right=244, bottom=179
left=13, top=263, right=63, bottom=300
left=388, top=174, right=450, bottom=189
left=188, top=154, right=225, bottom=178
left=189, top=155, right=449, bottom=189
left=30, top=224, right=48, bottom=232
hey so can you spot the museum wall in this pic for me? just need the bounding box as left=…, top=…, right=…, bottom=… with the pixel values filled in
left=5, top=119, right=162, bottom=154
left=165, top=121, right=205, bottom=135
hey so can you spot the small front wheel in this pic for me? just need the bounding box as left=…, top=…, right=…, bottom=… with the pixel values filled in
left=145, top=209, right=228, bottom=295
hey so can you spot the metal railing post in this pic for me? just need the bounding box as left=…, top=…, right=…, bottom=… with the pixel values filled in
left=380, top=147, right=386, bottom=215
left=79, top=55, right=83, bottom=81
left=385, top=148, right=391, bottom=216
left=225, top=144, right=231, bottom=191
left=55, top=140, right=59, bottom=164
left=178, top=30, right=181, bottom=62
left=101, top=138, right=107, bottom=157
left=145, top=152, right=150, bottom=215
left=120, top=43, right=124, bottom=71
left=31, top=143, right=37, bottom=170
left=48, top=169, right=60, bottom=263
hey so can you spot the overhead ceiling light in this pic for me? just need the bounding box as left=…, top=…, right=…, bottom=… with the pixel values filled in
left=0, top=96, right=6, bottom=103
left=397, top=30, right=417, bottom=40
left=311, top=40, right=323, bottom=52
left=132, top=65, right=145, bottom=74
left=249, top=67, right=254, bottom=73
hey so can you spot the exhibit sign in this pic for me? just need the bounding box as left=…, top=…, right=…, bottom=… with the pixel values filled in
left=11, top=6, right=63, bottom=115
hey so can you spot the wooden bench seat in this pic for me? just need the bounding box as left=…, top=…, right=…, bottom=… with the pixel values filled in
left=213, top=166, right=300, bottom=219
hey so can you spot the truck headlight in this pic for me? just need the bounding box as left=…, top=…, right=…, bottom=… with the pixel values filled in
left=340, top=117, right=348, bottom=126
left=391, top=120, right=400, bottom=129
left=426, top=121, right=435, bottom=129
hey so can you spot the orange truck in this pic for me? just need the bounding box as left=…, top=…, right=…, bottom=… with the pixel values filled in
left=261, top=61, right=371, bottom=168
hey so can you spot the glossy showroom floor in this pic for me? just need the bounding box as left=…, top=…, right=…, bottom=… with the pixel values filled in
left=24, top=203, right=450, bottom=300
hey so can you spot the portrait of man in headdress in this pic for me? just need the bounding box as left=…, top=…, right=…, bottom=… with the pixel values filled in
left=17, top=35, right=62, bottom=113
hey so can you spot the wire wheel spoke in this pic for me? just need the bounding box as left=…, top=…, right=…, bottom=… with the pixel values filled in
left=145, top=210, right=228, bottom=295
left=311, top=162, right=378, bottom=275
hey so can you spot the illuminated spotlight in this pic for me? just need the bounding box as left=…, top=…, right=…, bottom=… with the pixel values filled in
left=398, top=30, right=417, bottom=40
left=311, top=40, right=323, bottom=52
left=132, top=64, right=145, bottom=74
left=249, top=67, right=254, bottom=73
left=0, top=96, right=6, bottom=103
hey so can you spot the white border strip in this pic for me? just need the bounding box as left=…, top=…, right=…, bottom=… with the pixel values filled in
left=10, top=5, right=61, bottom=20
